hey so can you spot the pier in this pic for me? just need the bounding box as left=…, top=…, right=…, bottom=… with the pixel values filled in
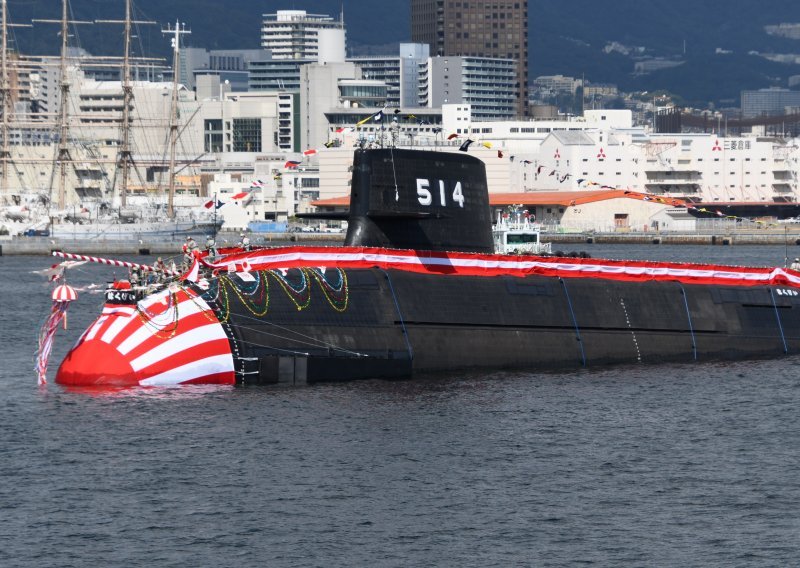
left=4, top=226, right=800, bottom=256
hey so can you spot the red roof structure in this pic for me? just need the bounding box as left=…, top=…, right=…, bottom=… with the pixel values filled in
left=312, top=191, right=688, bottom=209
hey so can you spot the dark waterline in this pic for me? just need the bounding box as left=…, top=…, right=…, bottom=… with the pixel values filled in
left=2, top=247, right=799, bottom=566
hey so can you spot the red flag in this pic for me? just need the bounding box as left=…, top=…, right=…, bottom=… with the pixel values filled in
left=303, top=149, right=317, bottom=156
left=447, top=133, right=459, bottom=140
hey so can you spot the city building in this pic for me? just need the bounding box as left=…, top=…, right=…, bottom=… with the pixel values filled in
left=180, top=47, right=270, bottom=91
left=249, top=59, right=307, bottom=92
left=532, top=75, right=581, bottom=97
left=411, top=0, right=528, bottom=117
left=427, top=56, right=516, bottom=119
left=348, top=44, right=431, bottom=109
left=741, top=88, right=800, bottom=118
left=260, top=10, right=345, bottom=60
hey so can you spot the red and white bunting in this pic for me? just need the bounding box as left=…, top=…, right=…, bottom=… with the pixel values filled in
left=52, top=251, right=179, bottom=276
left=203, top=246, right=800, bottom=290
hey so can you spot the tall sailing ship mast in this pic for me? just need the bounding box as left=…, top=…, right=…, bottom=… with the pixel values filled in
left=162, top=20, right=190, bottom=220
left=0, top=0, right=31, bottom=198
left=96, top=0, right=155, bottom=209
left=32, top=0, right=91, bottom=211
left=0, top=1, right=214, bottom=238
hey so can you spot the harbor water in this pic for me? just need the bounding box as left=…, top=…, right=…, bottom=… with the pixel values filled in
left=2, top=245, right=800, bottom=566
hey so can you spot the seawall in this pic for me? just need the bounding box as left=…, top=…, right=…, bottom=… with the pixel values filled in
left=3, top=231, right=800, bottom=256
left=0, top=233, right=343, bottom=256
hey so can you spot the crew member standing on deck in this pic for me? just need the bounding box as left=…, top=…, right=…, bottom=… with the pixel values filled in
left=205, top=235, right=217, bottom=259
left=152, top=257, right=166, bottom=283
left=239, top=232, right=251, bottom=251
left=791, top=258, right=800, bottom=271
left=183, top=236, right=198, bottom=269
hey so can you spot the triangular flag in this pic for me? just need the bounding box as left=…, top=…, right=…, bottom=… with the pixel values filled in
left=459, top=139, right=474, bottom=152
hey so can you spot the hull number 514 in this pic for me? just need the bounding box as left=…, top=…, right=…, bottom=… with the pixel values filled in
left=417, top=179, right=465, bottom=208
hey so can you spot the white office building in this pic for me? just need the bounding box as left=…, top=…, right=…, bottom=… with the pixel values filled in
left=260, top=10, right=345, bottom=61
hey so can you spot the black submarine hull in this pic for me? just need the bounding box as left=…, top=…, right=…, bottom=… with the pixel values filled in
left=221, top=267, right=800, bottom=385
left=53, top=148, right=800, bottom=387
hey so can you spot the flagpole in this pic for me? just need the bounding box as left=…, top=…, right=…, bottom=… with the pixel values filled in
left=213, top=192, right=218, bottom=240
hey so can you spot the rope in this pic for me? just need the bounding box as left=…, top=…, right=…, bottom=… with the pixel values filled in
left=382, top=270, right=414, bottom=361
left=769, top=288, right=789, bottom=354
left=226, top=311, right=369, bottom=358
left=678, top=284, right=698, bottom=360
left=389, top=146, right=399, bottom=201
left=559, top=278, right=586, bottom=367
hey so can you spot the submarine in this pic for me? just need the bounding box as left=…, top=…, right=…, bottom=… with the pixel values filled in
left=53, top=148, right=800, bottom=387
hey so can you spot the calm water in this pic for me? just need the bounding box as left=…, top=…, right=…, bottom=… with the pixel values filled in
left=2, top=246, right=800, bottom=567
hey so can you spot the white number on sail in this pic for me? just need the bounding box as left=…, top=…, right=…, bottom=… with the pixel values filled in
left=416, top=179, right=432, bottom=206
left=452, top=182, right=465, bottom=208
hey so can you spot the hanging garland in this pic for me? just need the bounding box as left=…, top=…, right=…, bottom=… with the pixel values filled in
left=198, top=268, right=349, bottom=318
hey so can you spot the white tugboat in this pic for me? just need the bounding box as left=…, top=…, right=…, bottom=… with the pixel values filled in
left=492, top=207, right=552, bottom=255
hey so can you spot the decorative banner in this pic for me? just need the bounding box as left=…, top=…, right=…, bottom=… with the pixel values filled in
left=55, top=286, right=236, bottom=387
left=204, top=245, right=800, bottom=289
left=36, top=282, right=79, bottom=385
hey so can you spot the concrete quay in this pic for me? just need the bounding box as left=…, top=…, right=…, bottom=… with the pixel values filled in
left=0, top=233, right=343, bottom=256
left=546, top=231, right=800, bottom=246
left=3, top=230, right=800, bottom=256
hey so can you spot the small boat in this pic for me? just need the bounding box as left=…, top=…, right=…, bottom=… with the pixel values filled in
left=492, top=208, right=551, bottom=255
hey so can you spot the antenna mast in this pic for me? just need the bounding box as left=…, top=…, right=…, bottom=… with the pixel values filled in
left=1, top=0, right=10, bottom=196
left=55, top=0, right=73, bottom=211
left=0, top=0, right=31, bottom=196
left=96, top=0, right=155, bottom=208
left=161, top=20, right=190, bottom=219
left=33, top=0, right=91, bottom=210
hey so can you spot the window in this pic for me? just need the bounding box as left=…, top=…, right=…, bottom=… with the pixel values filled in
left=232, top=118, right=261, bottom=152
left=204, top=119, right=223, bottom=153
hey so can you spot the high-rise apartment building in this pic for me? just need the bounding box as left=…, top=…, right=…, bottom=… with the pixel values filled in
left=411, top=0, right=528, bottom=116
left=261, top=10, right=345, bottom=61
